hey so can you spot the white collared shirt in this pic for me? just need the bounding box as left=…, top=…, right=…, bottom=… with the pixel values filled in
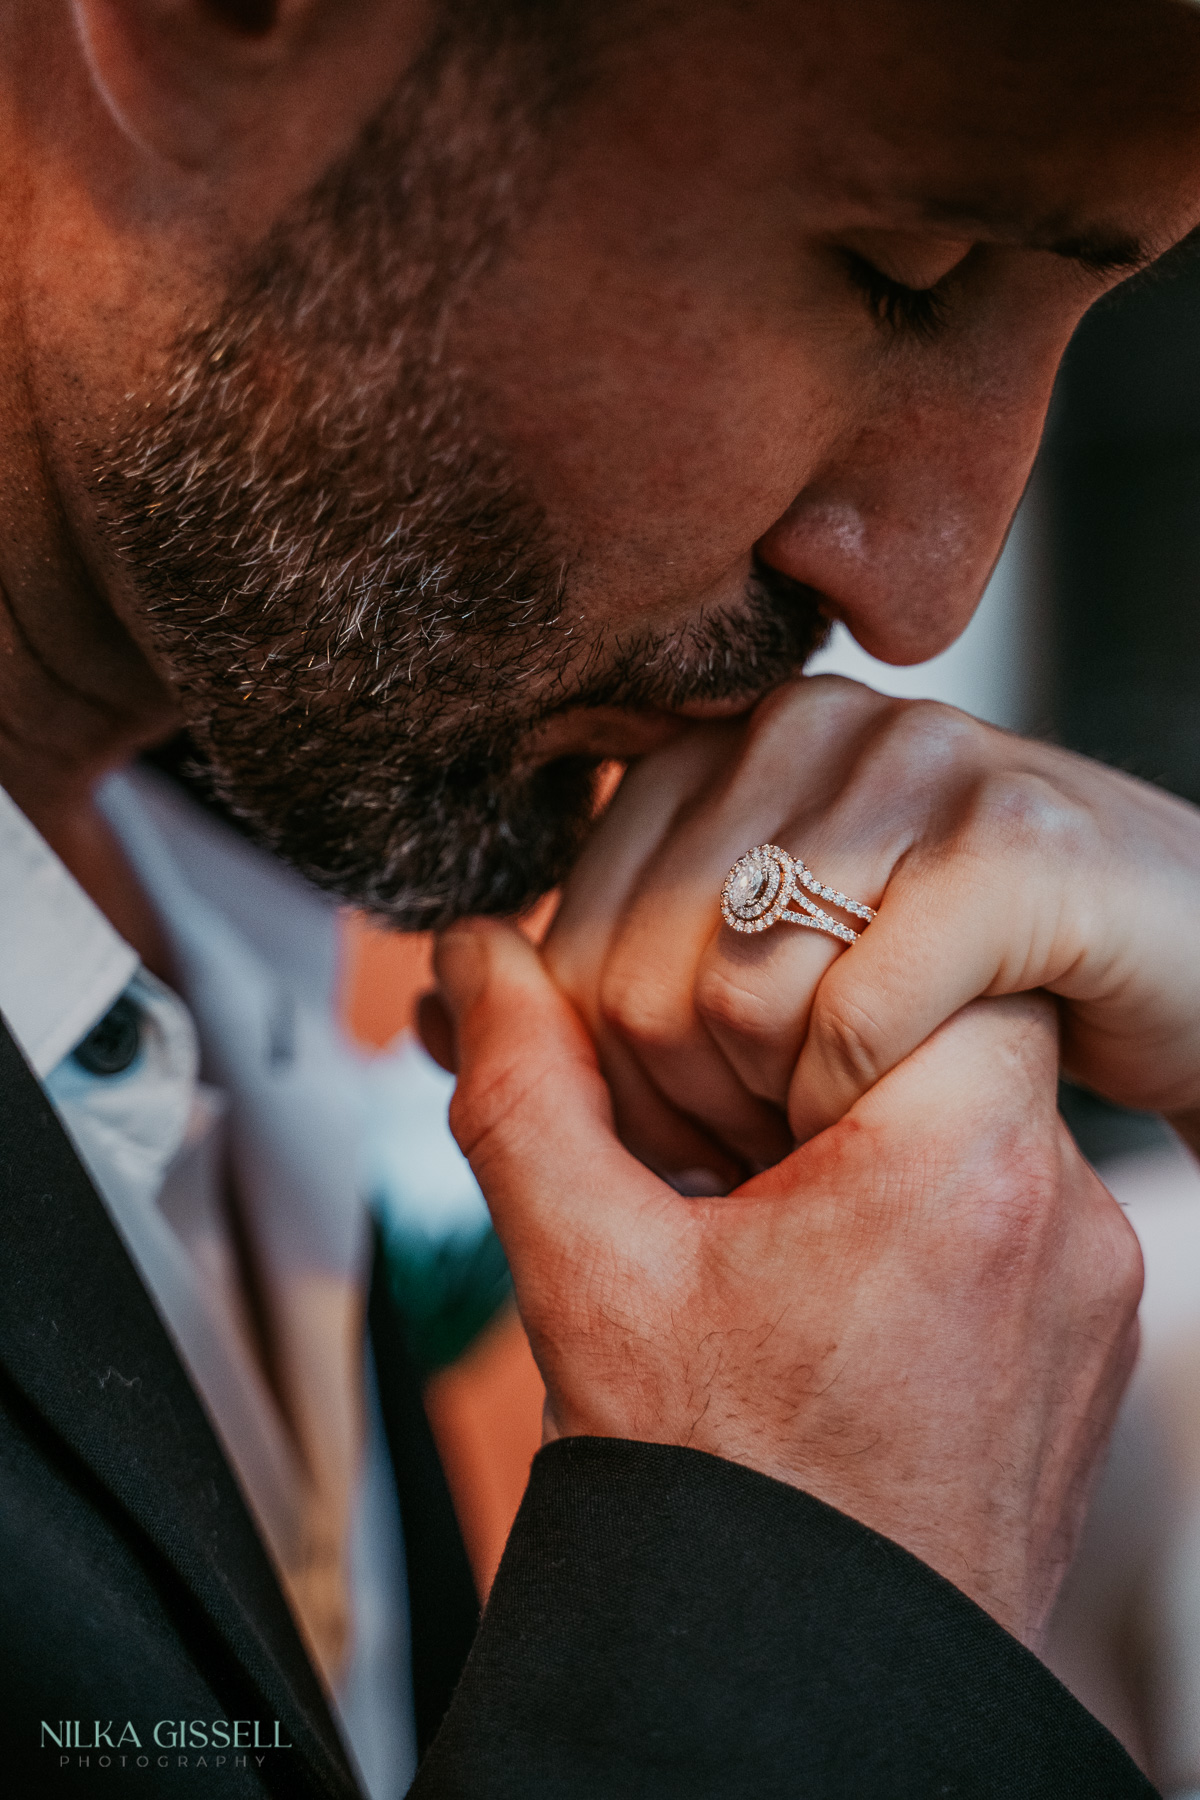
left=0, top=765, right=477, bottom=1799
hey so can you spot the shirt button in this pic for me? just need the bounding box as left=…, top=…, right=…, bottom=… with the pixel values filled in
left=72, top=994, right=142, bottom=1077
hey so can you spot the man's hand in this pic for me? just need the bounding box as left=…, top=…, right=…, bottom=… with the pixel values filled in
left=544, top=674, right=1200, bottom=1180
left=434, top=919, right=1141, bottom=1650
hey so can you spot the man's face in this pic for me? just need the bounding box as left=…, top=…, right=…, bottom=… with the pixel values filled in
left=88, top=0, right=1200, bottom=924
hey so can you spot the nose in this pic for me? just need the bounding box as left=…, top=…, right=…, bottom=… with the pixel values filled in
left=754, top=338, right=1066, bottom=667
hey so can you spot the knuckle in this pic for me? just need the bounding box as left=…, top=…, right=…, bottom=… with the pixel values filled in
left=939, top=1131, right=1145, bottom=1326
left=1090, top=1186, right=1145, bottom=1320
left=1114, top=1233, right=1145, bottom=1320
left=921, top=1104, right=1065, bottom=1265
left=446, top=1054, right=519, bottom=1161
left=810, top=984, right=888, bottom=1091
left=694, top=962, right=779, bottom=1047
left=955, top=1144, right=1054, bottom=1262
left=742, top=672, right=885, bottom=755
left=869, top=697, right=985, bottom=789
left=448, top=1047, right=555, bottom=1171
left=963, top=770, right=1096, bottom=864
left=598, top=962, right=685, bottom=1057
left=743, top=675, right=809, bottom=733
left=958, top=995, right=1058, bottom=1098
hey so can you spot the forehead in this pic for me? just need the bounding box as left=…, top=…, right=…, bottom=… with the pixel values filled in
left=584, top=0, right=1200, bottom=257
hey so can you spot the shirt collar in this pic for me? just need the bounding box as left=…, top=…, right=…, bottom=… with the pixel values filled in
left=0, top=785, right=138, bottom=1078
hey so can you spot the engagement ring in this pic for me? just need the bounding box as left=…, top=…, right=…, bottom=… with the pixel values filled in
left=721, top=843, right=875, bottom=945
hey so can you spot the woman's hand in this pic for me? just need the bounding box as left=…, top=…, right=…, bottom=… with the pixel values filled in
left=544, top=674, right=1200, bottom=1184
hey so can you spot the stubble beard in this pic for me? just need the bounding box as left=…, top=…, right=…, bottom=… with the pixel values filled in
left=91, top=10, right=827, bottom=928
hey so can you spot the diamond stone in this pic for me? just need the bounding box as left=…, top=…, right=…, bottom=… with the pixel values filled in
left=727, top=861, right=764, bottom=914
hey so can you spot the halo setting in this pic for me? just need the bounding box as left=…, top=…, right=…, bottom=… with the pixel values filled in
left=720, top=844, right=875, bottom=945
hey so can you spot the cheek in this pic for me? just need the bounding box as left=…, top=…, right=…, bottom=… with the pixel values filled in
left=461, top=268, right=854, bottom=612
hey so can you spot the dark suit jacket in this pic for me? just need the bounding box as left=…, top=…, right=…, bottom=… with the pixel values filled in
left=0, top=1011, right=1157, bottom=1798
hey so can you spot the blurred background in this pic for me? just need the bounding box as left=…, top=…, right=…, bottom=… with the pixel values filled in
left=341, top=243, right=1200, bottom=1793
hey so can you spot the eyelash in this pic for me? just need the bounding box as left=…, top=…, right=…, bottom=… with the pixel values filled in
left=841, top=250, right=952, bottom=342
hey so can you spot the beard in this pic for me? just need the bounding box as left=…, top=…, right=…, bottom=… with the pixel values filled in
left=90, top=8, right=827, bottom=928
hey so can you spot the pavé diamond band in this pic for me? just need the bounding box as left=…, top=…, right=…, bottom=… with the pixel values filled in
left=721, top=843, right=876, bottom=945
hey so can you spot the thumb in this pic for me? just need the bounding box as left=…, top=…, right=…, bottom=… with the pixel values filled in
left=434, top=919, right=665, bottom=1264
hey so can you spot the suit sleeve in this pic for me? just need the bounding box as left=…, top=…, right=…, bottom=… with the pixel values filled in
left=409, top=1436, right=1157, bottom=1800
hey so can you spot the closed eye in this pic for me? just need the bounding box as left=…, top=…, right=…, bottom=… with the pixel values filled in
left=841, top=249, right=952, bottom=342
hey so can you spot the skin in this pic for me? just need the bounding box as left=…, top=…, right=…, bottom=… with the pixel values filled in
left=544, top=681, right=1200, bottom=1185
left=437, top=927, right=1141, bottom=1650
left=7, top=1, right=1200, bottom=866
left=4, top=0, right=1200, bottom=1648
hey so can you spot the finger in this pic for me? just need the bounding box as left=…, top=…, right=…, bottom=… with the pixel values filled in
left=433, top=919, right=671, bottom=1274
left=589, top=1028, right=751, bottom=1193
left=844, top=989, right=1062, bottom=1145
left=575, top=679, right=890, bottom=1164
left=695, top=690, right=994, bottom=1110
left=696, top=808, right=895, bottom=1108
left=545, top=727, right=743, bottom=1168
left=592, top=968, right=796, bottom=1171
left=549, top=720, right=781, bottom=1167
left=545, top=723, right=735, bottom=996
left=743, top=991, right=1065, bottom=1241
left=415, top=988, right=456, bottom=1073
left=787, top=828, right=1059, bottom=1143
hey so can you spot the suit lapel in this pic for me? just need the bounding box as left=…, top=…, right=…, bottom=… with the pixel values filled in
left=0, top=1012, right=362, bottom=1800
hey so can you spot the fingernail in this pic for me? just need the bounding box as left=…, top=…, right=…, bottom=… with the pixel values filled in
left=433, top=922, right=489, bottom=1020
left=415, top=989, right=458, bottom=1075
left=666, top=1167, right=729, bottom=1197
